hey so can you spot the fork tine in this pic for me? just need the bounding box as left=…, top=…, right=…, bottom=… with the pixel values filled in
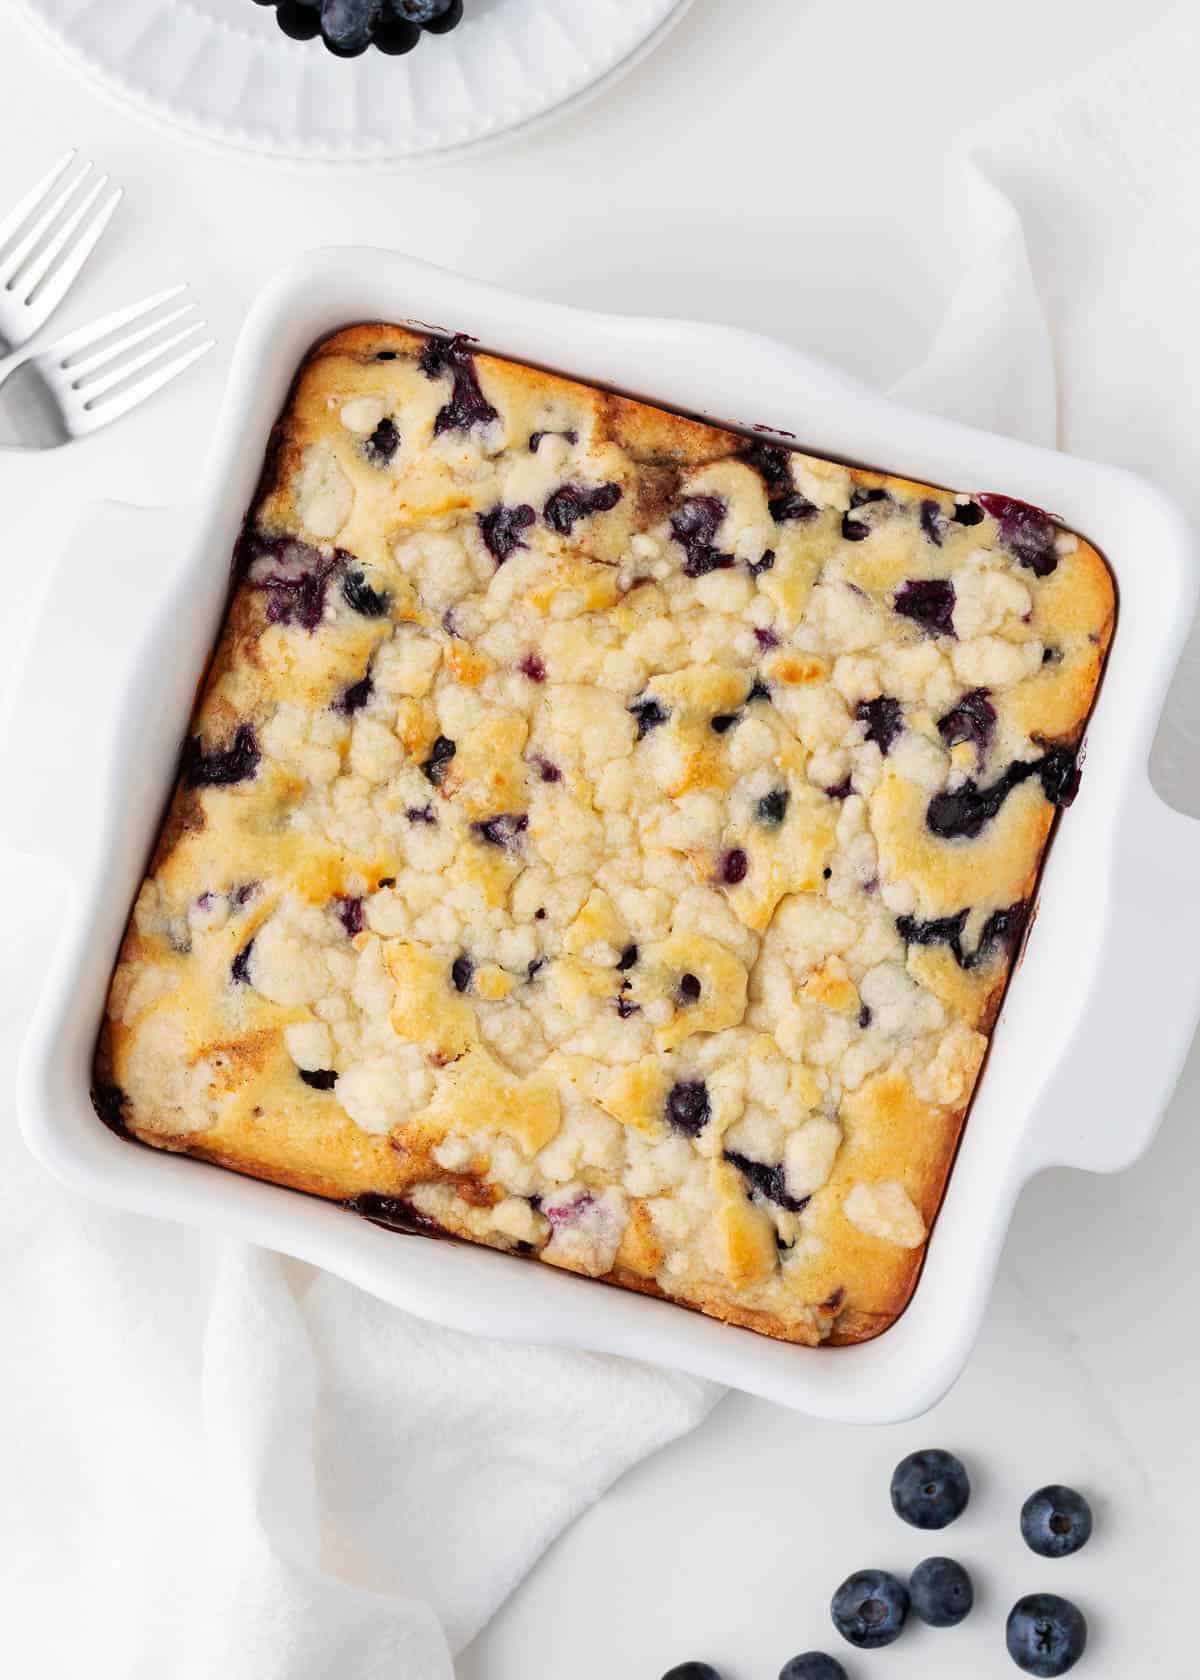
left=0, top=150, right=75, bottom=257
left=66, top=301, right=196, bottom=381
left=78, top=321, right=209, bottom=402
left=76, top=337, right=216, bottom=432
left=0, top=161, right=94, bottom=289
left=20, top=175, right=115, bottom=303
left=47, top=284, right=189, bottom=361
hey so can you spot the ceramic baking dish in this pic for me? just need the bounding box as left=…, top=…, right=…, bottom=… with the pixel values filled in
left=9, top=248, right=1200, bottom=1422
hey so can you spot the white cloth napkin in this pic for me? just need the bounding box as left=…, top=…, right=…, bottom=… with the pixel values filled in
left=5, top=9, right=1200, bottom=1674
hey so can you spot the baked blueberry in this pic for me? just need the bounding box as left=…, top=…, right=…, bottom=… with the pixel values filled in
left=724, top=1150, right=810, bottom=1213
left=830, top=1568, right=909, bottom=1649
left=953, top=499, right=985, bottom=526
left=617, top=944, right=639, bottom=970
left=543, top=481, right=622, bottom=535
left=748, top=548, right=777, bottom=575
left=529, top=428, right=578, bottom=452
left=710, top=712, right=740, bottom=734
left=891, top=1448, right=970, bottom=1529
left=451, top=954, right=474, bottom=992
left=91, top=1082, right=130, bottom=1137
left=666, top=1079, right=709, bottom=1136
left=778, top=1656, right=847, bottom=1680
left=421, top=735, right=456, bottom=784
left=720, top=848, right=748, bottom=884
left=334, top=895, right=364, bottom=936
left=335, top=673, right=373, bottom=714
left=1006, top=1593, right=1087, bottom=1676
left=910, top=1556, right=974, bottom=1627
left=920, top=498, right=946, bottom=546
left=1020, top=1486, right=1093, bottom=1559
left=299, top=1068, right=338, bottom=1090
left=473, top=813, right=528, bottom=848
left=678, top=972, right=702, bottom=1002
left=856, top=695, right=903, bottom=755
left=185, top=725, right=260, bottom=789
left=978, top=493, right=1059, bottom=577
left=757, top=788, right=789, bottom=825
left=938, top=687, right=996, bottom=753
left=363, top=417, right=400, bottom=465
left=479, top=502, right=534, bottom=563
left=746, top=674, right=772, bottom=699
left=341, top=568, right=391, bottom=618
left=630, top=697, right=668, bottom=738
left=231, top=938, right=255, bottom=985
left=893, top=577, right=956, bottom=636
left=671, top=495, right=734, bottom=576
left=518, top=653, right=546, bottom=682
left=419, top=335, right=498, bottom=435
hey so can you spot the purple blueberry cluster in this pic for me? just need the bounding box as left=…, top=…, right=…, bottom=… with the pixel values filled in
left=660, top=1452, right=1094, bottom=1679
left=253, top=0, right=464, bottom=58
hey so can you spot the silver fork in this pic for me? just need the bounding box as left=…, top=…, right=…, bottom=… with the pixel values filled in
left=0, top=286, right=216, bottom=448
left=0, top=151, right=122, bottom=354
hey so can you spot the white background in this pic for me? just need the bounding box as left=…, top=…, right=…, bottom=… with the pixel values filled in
left=2, top=2, right=1194, bottom=1676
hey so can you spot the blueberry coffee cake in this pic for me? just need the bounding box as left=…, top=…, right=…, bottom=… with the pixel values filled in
left=93, top=325, right=1114, bottom=1344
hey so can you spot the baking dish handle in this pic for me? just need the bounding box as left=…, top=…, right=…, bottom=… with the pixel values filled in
left=1030, top=778, right=1200, bottom=1176
left=0, top=501, right=184, bottom=870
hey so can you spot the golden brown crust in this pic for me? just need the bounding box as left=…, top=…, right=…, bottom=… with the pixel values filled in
left=94, top=321, right=1114, bottom=1347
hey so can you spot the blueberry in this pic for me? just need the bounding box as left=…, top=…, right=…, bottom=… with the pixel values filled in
left=825, top=776, right=853, bottom=800
left=938, top=687, right=995, bottom=754
left=185, top=725, right=260, bottom=789
left=91, top=1082, right=130, bottom=1138
left=737, top=439, right=793, bottom=495
left=374, top=15, right=420, bottom=52
left=890, top=1449, right=970, bottom=1529
left=451, top=953, right=474, bottom=992
left=978, top=493, right=1059, bottom=577
left=405, top=804, right=436, bottom=824
left=926, top=748, right=1078, bottom=840
left=778, top=1657, right=847, bottom=1680
left=671, top=495, right=735, bottom=576
left=830, top=1568, right=909, bottom=1649
left=910, top=1556, right=974, bottom=1627
left=920, top=498, right=945, bottom=546
left=543, top=481, right=622, bottom=535
left=479, top=502, right=535, bottom=564
left=719, top=848, right=748, bottom=885
left=518, top=652, right=546, bottom=682
left=856, top=695, right=903, bottom=755
left=746, top=675, right=772, bottom=699
left=666, top=1079, right=709, bottom=1136
left=724, top=1150, right=809, bottom=1214
left=341, top=568, right=391, bottom=618
left=1020, top=1486, right=1093, bottom=1559
left=752, top=628, right=779, bottom=649
left=320, top=0, right=380, bottom=55
left=629, top=696, right=669, bottom=738
left=334, top=895, right=364, bottom=937
left=615, top=995, right=640, bottom=1018
left=419, top=334, right=498, bottom=435
left=276, top=0, right=321, bottom=38
left=954, top=499, right=985, bottom=526
left=678, top=972, right=702, bottom=1002
left=748, top=549, right=776, bottom=576
left=363, top=417, right=400, bottom=465
left=473, top=812, right=528, bottom=848
left=299, top=1068, right=338, bottom=1091
left=335, top=672, right=373, bottom=714
left=421, top=735, right=456, bottom=784
left=617, top=943, right=639, bottom=970
left=757, top=788, right=790, bottom=825
left=393, top=0, right=452, bottom=18
left=417, top=0, right=461, bottom=29
left=244, top=534, right=338, bottom=629
left=858, top=1004, right=871, bottom=1028
left=529, top=428, right=578, bottom=452
left=896, top=903, right=1027, bottom=972
left=534, top=757, right=561, bottom=782
left=893, top=577, right=957, bottom=636
left=660, top=1665, right=722, bottom=1680
left=769, top=492, right=817, bottom=523
left=231, top=938, right=255, bottom=986
left=710, top=712, right=740, bottom=734
left=1006, top=1593, right=1087, bottom=1676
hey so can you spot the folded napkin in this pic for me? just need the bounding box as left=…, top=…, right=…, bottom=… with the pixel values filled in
left=4, top=8, right=1200, bottom=1675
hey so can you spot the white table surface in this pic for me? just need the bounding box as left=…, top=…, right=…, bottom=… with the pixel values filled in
left=3, top=2, right=1190, bottom=1676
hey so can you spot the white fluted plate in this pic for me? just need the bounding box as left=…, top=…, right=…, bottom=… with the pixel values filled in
left=15, top=0, right=695, bottom=163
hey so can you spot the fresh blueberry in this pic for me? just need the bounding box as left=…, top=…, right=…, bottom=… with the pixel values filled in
left=479, top=502, right=535, bottom=563
left=778, top=1657, right=847, bottom=1680
left=341, top=568, right=391, bottom=618
left=373, top=15, right=421, bottom=52
left=757, top=788, right=790, bottom=825
left=893, top=577, right=957, bottom=636
left=1020, top=1486, right=1093, bottom=1560
left=276, top=0, right=321, bottom=38
left=299, top=1068, right=338, bottom=1090
left=660, top=1665, right=722, bottom=1680
left=421, top=735, right=456, bottom=784
left=543, top=481, right=622, bottom=535
left=666, top=1079, right=710, bottom=1136
left=910, top=1556, right=974, bottom=1627
left=185, top=725, right=260, bottom=789
left=417, top=0, right=461, bottom=29
left=320, top=0, right=380, bottom=55
left=393, top=0, right=452, bottom=18
left=856, top=695, right=903, bottom=755
left=1006, top=1594, right=1088, bottom=1676
left=891, top=1449, right=971, bottom=1530
left=830, top=1568, right=909, bottom=1649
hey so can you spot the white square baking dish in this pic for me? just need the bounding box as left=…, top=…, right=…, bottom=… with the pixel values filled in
left=8, top=248, right=1200, bottom=1422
